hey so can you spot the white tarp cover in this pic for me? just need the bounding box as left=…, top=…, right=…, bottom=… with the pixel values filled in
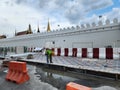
left=33, top=47, right=43, bottom=51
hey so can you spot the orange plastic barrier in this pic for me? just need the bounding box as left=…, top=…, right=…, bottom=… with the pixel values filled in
left=6, top=61, right=30, bottom=84
left=66, top=82, right=92, bottom=90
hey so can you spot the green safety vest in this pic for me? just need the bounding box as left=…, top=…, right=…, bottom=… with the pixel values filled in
left=46, top=49, right=52, bottom=56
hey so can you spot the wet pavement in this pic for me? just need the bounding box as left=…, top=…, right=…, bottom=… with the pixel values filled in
left=35, top=64, right=120, bottom=90
left=0, top=60, right=57, bottom=90
left=0, top=59, right=120, bottom=90
left=1, top=53, right=120, bottom=90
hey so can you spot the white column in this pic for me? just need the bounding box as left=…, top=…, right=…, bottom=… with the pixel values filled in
left=87, top=48, right=93, bottom=58
left=77, top=48, right=82, bottom=57
left=68, top=48, right=72, bottom=56
left=61, top=48, right=64, bottom=56
left=99, top=48, right=106, bottom=59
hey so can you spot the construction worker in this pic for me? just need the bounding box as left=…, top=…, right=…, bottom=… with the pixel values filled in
left=45, top=48, right=53, bottom=63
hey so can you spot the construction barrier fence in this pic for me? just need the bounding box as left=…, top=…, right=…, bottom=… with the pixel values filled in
left=6, top=61, right=30, bottom=84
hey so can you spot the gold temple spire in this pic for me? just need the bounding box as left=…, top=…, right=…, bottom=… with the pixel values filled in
left=47, top=19, right=51, bottom=32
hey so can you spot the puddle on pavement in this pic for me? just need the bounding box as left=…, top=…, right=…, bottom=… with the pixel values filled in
left=0, top=63, right=120, bottom=90
left=34, top=65, right=120, bottom=90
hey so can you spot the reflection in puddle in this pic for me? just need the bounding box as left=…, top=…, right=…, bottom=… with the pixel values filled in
left=35, top=65, right=120, bottom=90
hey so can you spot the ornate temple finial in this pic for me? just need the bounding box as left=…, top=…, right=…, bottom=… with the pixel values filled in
left=47, top=19, right=51, bottom=32
left=37, top=22, right=40, bottom=33
left=37, top=26, right=40, bottom=33
left=27, top=24, right=33, bottom=34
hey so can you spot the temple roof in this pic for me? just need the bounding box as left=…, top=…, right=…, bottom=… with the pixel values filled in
left=0, top=35, right=6, bottom=39
left=15, top=24, right=33, bottom=36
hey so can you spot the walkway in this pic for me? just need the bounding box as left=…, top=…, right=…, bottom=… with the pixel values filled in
left=20, top=53, right=120, bottom=75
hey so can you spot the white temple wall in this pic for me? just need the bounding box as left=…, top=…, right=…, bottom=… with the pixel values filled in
left=42, top=29, right=120, bottom=48
left=0, top=29, right=120, bottom=48
left=0, top=21, right=120, bottom=48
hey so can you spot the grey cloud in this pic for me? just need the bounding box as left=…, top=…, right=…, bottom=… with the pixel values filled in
left=88, top=0, right=113, bottom=11
left=14, top=0, right=113, bottom=24
left=65, top=6, right=85, bottom=24
left=64, top=0, right=113, bottom=24
left=78, top=0, right=113, bottom=12
left=15, top=0, right=50, bottom=9
left=54, top=0, right=68, bottom=9
left=15, top=0, right=26, bottom=4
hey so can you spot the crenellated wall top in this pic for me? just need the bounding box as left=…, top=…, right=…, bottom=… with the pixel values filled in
left=0, top=18, right=119, bottom=42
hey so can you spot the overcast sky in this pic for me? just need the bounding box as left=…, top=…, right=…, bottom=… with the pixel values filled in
left=0, top=0, right=120, bottom=37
